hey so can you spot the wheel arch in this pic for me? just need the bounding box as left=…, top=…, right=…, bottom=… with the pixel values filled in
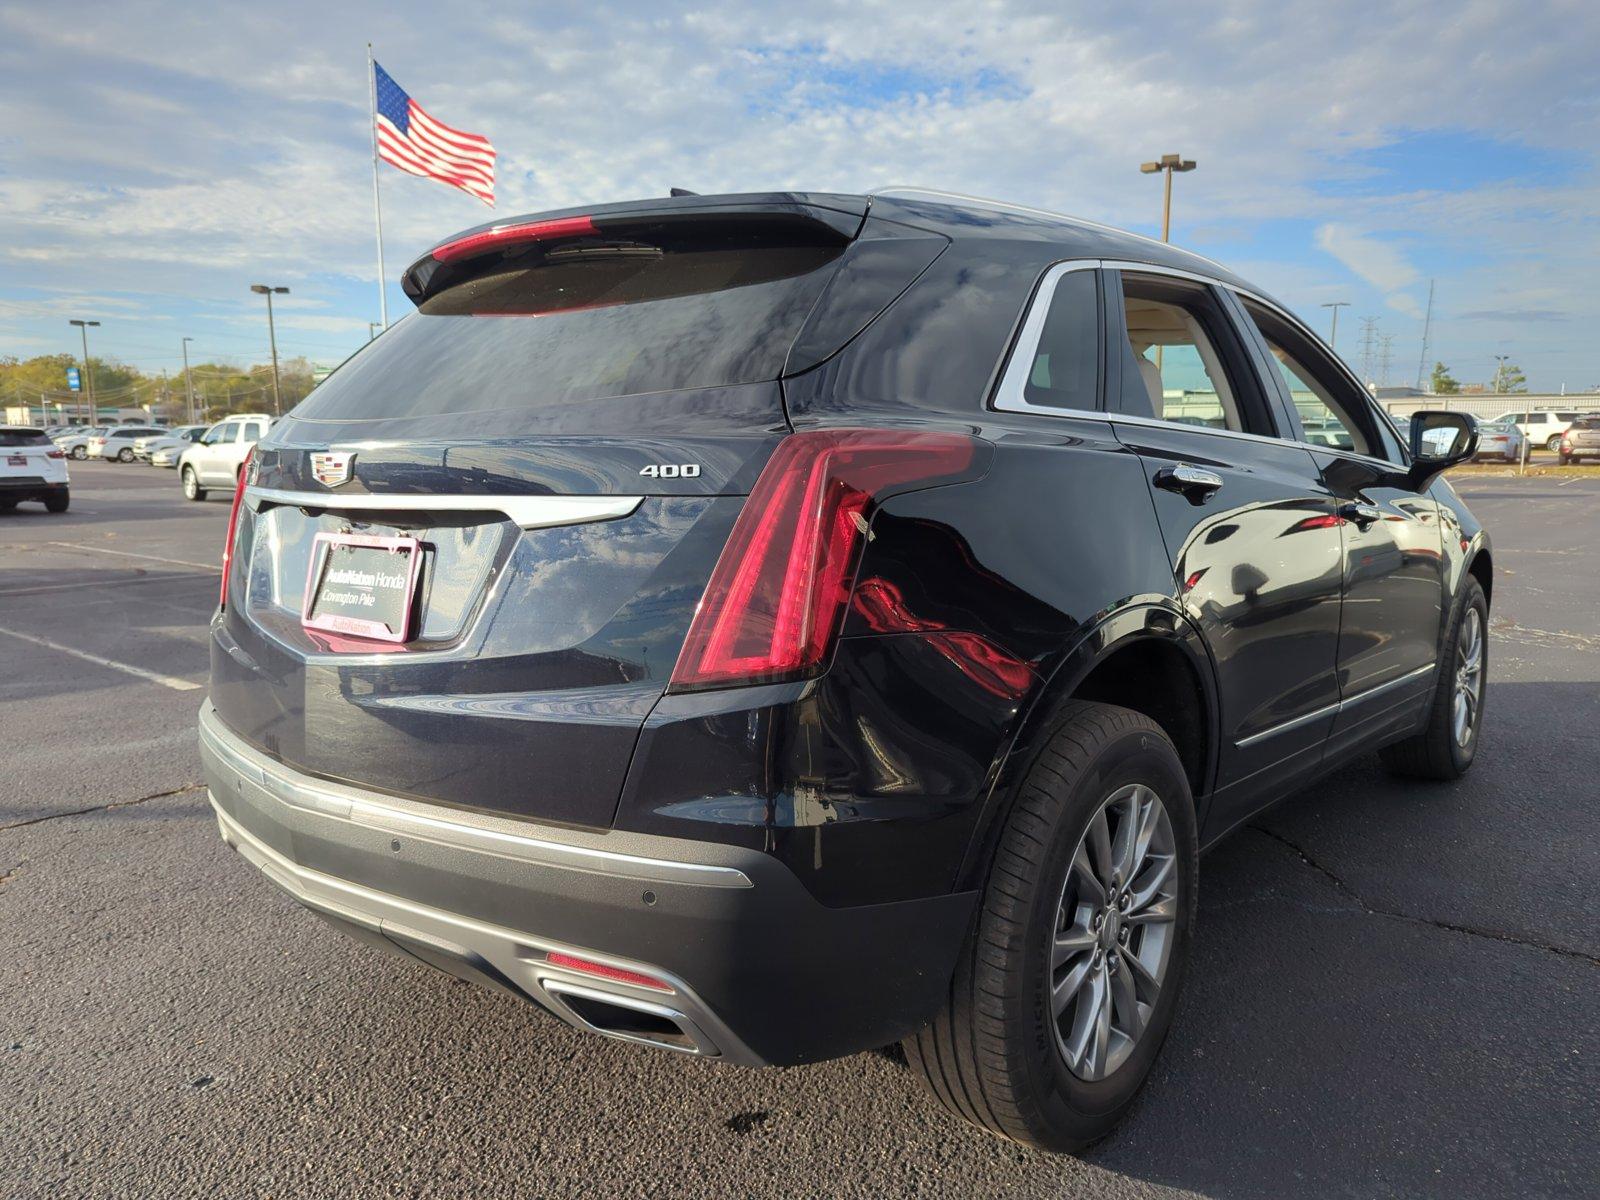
left=954, top=601, right=1220, bottom=892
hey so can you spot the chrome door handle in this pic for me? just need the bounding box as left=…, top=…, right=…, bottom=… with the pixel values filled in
left=1154, top=464, right=1224, bottom=504
left=1340, top=502, right=1383, bottom=528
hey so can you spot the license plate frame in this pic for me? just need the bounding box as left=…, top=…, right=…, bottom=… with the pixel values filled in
left=301, top=531, right=423, bottom=644
left=6, top=454, right=25, bottom=467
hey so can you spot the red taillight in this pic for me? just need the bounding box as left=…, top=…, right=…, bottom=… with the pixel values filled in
left=669, top=429, right=976, bottom=691
left=219, top=449, right=253, bottom=609
left=431, top=215, right=598, bottom=264
left=545, top=951, right=673, bottom=993
left=46, top=449, right=64, bottom=459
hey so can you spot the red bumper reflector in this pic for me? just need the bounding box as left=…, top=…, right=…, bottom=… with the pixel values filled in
left=431, top=216, right=599, bottom=264
left=546, top=952, right=674, bottom=993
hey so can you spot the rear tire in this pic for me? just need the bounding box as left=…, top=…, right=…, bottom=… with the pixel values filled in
left=903, top=701, right=1198, bottom=1153
left=182, top=466, right=206, bottom=501
left=1380, top=577, right=1487, bottom=780
left=44, top=489, right=69, bottom=513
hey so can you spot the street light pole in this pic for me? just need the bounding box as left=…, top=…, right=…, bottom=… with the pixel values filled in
left=250, top=284, right=290, bottom=416
left=1140, top=153, right=1198, bottom=242
left=1493, top=354, right=1510, bottom=395
left=181, top=337, right=196, bottom=424
left=367, top=322, right=381, bottom=343
left=1320, top=301, right=1351, bottom=353
left=69, top=319, right=100, bottom=426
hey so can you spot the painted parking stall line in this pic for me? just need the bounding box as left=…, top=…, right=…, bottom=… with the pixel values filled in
left=43, top=541, right=221, bottom=572
left=0, top=623, right=203, bottom=692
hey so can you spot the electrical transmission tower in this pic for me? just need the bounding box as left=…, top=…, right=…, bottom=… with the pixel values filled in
left=1415, top=280, right=1435, bottom=390
left=1379, top=334, right=1396, bottom=387
left=1358, top=317, right=1380, bottom=386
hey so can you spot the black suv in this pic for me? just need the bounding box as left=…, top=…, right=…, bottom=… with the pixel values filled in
left=202, top=190, right=1490, bottom=1151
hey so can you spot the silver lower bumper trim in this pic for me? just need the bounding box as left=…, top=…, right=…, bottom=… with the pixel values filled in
left=198, top=703, right=751, bottom=890
left=211, top=796, right=736, bottom=1060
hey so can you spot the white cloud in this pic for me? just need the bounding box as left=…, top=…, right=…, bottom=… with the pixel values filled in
left=1315, top=224, right=1421, bottom=293
left=1, top=1, right=1597, bottom=387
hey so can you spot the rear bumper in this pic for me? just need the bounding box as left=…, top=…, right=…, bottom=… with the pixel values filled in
left=199, top=702, right=974, bottom=1066
left=0, top=478, right=67, bottom=498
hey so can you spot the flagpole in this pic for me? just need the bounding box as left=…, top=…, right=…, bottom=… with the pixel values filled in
left=367, top=43, right=389, bottom=330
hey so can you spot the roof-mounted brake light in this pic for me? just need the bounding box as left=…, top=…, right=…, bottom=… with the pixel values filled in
left=431, top=216, right=599, bottom=264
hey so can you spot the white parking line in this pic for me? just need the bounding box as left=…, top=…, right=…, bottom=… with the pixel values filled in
left=0, top=623, right=203, bottom=692
left=44, top=541, right=220, bottom=571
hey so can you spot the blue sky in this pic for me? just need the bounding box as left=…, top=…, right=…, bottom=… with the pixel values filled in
left=2, top=0, right=1597, bottom=393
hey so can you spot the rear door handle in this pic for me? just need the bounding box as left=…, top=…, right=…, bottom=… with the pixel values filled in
left=1154, top=464, right=1224, bottom=504
left=1340, top=502, right=1383, bottom=528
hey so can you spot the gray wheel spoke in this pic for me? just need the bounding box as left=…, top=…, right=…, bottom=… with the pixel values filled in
left=1088, top=969, right=1112, bottom=1075
left=1109, top=959, right=1144, bottom=1039
left=1126, top=894, right=1177, bottom=926
left=1124, top=947, right=1162, bottom=994
left=1128, top=855, right=1175, bottom=912
left=1052, top=925, right=1096, bottom=969
left=1071, top=844, right=1106, bottom=905
left=1087, top=809, right=1114, bottom=886
left=1051, top=955, right=1095, bottom=1016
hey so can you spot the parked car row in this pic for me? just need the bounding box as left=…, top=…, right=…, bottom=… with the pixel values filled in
left=45, top=417, right=272, bottom=485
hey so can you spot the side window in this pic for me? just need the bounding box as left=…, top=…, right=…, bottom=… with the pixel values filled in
left=1110, top=273, right=1268, bottom=434
left=241, top=422, right=265, bottom=444
left=996, top=266, right=1102, bottom=412
left=214, top=422, right=242, bottom=445
left=1238, top=300, right=1385, bottom=460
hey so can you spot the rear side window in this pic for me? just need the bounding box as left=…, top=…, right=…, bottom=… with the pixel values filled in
left=1021, top=269, right=1101, bottom=410
left=0, top=429, right=49, bottom=447
left=295, top=228, right=847, bottom=420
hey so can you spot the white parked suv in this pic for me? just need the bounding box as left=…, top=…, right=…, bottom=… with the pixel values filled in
left=179, top=415, right=273, bottom=500
left=1492, top=409, right=1584, bottom=452
left=1, top=426, right=70, bottom=512
left=88, top=425, right=168, bottom=462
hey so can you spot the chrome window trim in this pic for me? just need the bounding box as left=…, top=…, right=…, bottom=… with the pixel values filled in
left=246, top=486, right=642, bottom=531
left=1235, top=662, right=1436, bottom=748
left=991, top=259, right=1306, bottom=455
left=991, top=260, right=1104, bottom=415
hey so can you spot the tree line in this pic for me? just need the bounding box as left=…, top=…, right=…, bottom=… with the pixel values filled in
left=0, top=352, right=321, bottom=421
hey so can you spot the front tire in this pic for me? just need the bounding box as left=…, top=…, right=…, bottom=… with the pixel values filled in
left=1381, top=577, right=1487, bottom=780
left=1547, top=435, right=1563, bottom=452
left=70, top=445, right=86, bottom=460
left=117, top=447, right=134, bottom=462
left=903, top=702, right=1198, bottom=1152
left=182, top=466, right=207, bottom=501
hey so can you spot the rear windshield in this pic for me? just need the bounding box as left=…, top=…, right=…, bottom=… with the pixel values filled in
left=0, top=429, right=49, bottom=447
left=294, top=228, right=846, bottom=421
left=1571, top=416, right=1600, bottom=429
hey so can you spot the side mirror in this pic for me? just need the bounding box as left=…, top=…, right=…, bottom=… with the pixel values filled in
left=1408, top=411, right=1478, bottom=485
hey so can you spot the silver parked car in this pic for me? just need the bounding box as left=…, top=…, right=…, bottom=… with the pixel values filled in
left=136, top=425, right=207, bottom=464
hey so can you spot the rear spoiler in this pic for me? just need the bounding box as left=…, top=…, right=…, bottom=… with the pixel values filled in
left=401, top=194, right=869, bottom=305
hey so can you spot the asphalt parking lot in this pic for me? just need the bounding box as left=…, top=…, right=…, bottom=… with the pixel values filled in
left=4, top=462, right=1597, bottom=1199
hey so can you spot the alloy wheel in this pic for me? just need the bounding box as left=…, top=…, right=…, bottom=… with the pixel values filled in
left=1453, top=607, right=1484, bottom=747
left=1049, top=783, right=1178, bottom=1082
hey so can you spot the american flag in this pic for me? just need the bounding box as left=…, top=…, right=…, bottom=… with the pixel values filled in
left=373, top=61, right=495, bottom=207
